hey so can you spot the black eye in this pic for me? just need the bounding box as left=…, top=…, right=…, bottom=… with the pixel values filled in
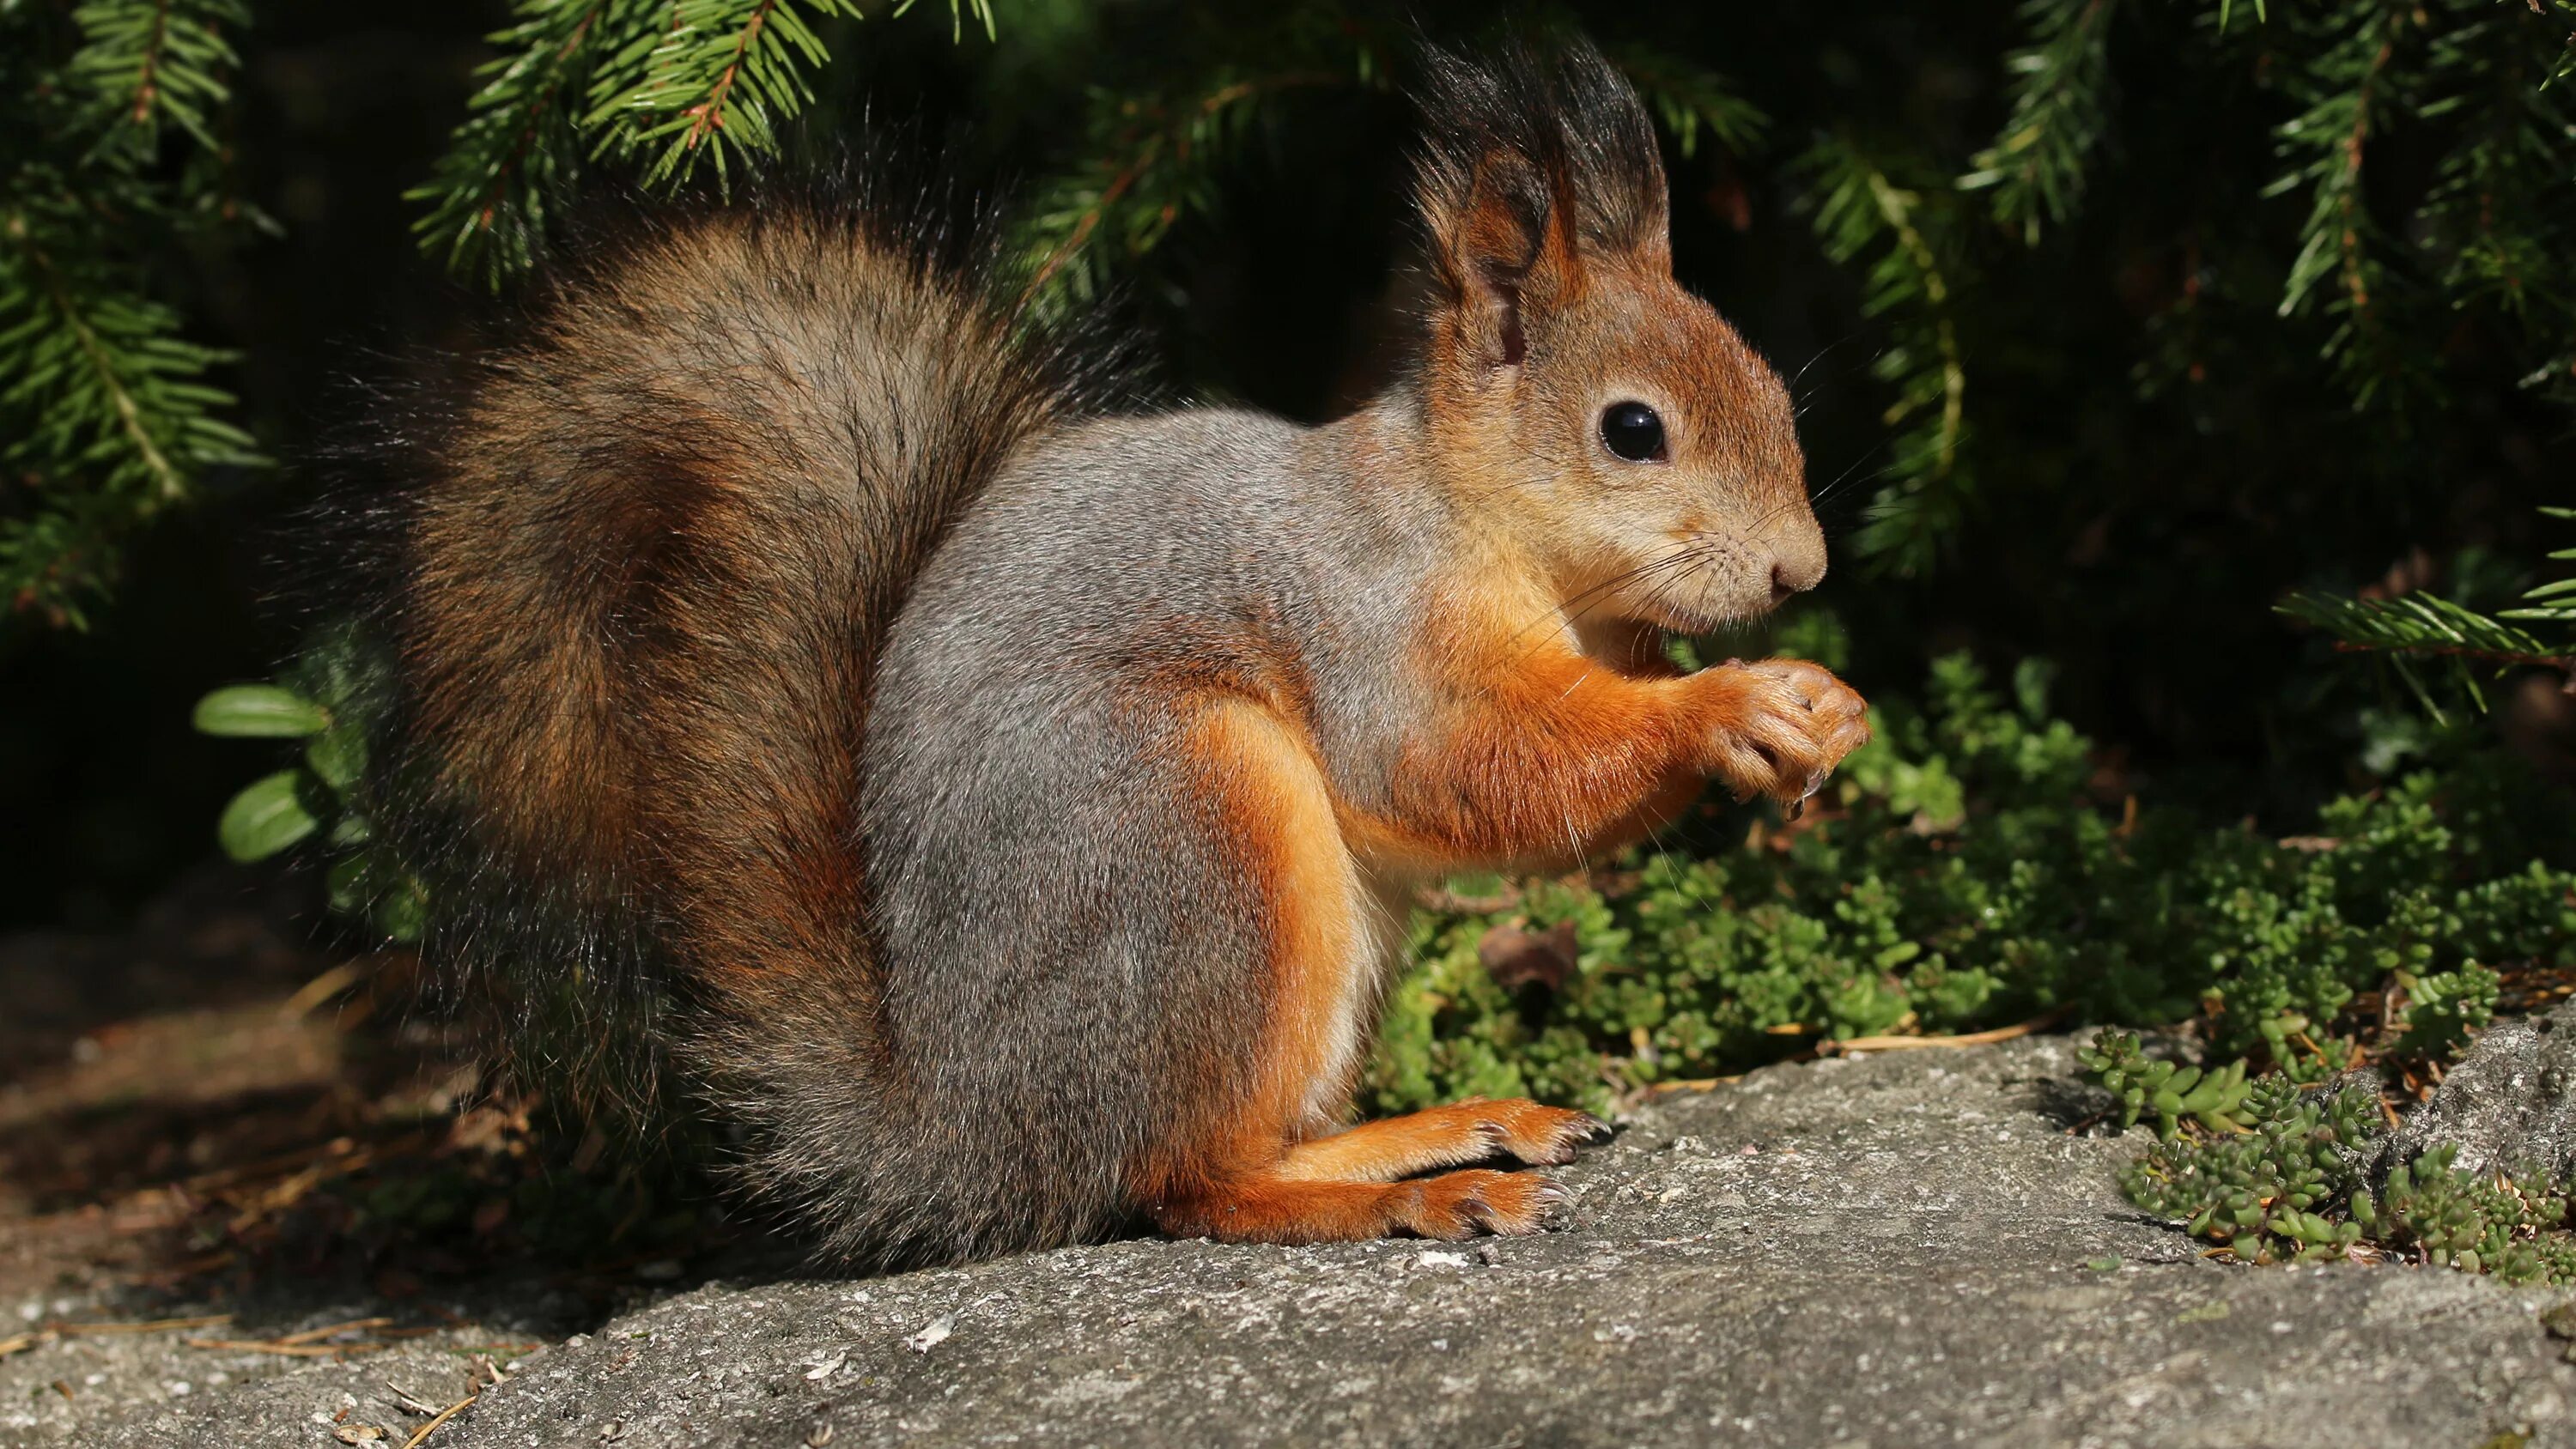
left=1600, top=401, right=1666, bottom=463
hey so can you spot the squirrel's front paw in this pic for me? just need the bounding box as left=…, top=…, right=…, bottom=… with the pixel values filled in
left=1700, top=658, right=1872, bottom=807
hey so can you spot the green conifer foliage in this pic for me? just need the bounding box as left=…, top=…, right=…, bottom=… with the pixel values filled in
left=1, top=0, right=265, bottom=628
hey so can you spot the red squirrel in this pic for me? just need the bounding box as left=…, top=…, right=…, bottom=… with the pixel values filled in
left=350, top=38, right=1868, bottom=1267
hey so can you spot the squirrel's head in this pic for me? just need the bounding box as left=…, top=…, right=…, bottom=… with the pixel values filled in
left=1408, top=39, right=1822, bottom=633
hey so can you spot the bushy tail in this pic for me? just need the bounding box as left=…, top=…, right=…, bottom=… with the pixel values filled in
left=344, top=184, right=1101, bottom=1262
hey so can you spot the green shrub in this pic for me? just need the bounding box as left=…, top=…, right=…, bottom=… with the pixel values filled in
left=194, top=627, right=422, bottom=943
left=1365, top=651, right=2576, bottom=1117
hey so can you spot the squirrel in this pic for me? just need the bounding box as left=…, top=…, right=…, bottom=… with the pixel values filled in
left=342, top=38, right=1869, bottom=1269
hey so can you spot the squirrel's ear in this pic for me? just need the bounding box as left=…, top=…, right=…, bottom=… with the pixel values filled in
left=1412, top=40, right=1674, bottom=370
left=1419, top=146, right=1574, bottom=369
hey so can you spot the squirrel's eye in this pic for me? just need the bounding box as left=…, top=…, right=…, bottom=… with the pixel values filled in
left=1599, top=402, right=1666, bottom=463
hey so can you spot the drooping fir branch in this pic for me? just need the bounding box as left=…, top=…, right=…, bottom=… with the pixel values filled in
left=1012, top=65, right=1373, bottom=322
left=2546, top=0, right=2576, bottom=88
left=1959, top=0, right=2122, bottom=243
left=0, top=0, right=264, bottom=629
left=2266, top=0, right=2421, bottom=408
left=1608, top=47, right=1767, bottom=162
left=1005, top=8, right=1410, bottom=323
left=1803, top=137, right=1974, bottom=578
left=407, top=0, right=629, bottom=287
left=1011, top=33, right=1762, bottom=329
left=584, top=0, right=914, bottom=186
left=2278, top=507, right=2576, bottom=712
left=411, top=0, right=994, bottom=288
left=65, top=0, right=250, bottom=154
left=2215, top=0, right=2269, bottom=33
left=2414, top=0, right=2576, bottom=367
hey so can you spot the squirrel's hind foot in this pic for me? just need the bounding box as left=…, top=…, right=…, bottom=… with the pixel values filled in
left=1280, top=1098, right=1610, bottom=1182
left=1146, top=1167, right=1568, bottom=1246
left=1143, top=1099, right=1611, bottom=1246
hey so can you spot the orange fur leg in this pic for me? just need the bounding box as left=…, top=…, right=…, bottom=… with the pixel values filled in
left=1132, top=701, right=1601, bottom=1247
left=1278, top=1098, right=1610, bottom=1183
left=1520, top=767, right=1706, bottom=873
left=1147, top=1167, right=1565, bottom=1245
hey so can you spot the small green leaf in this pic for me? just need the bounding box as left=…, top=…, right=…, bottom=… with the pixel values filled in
left=374, top=875, right=429, bottom=944
left=218, top=770, right=322, bottom=862
left=306, top=726, right=368, bottom=791
left=194, top=685, right=330, bottom=737
left=325, top=852, right=379, bottom=916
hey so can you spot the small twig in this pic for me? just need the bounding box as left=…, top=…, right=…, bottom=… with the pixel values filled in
left=2327, top=640, right=2575, bottom=671
left=1822, top=1003, right=2078, bottom=1055
left=402, top=1392, right=477, bottom=1449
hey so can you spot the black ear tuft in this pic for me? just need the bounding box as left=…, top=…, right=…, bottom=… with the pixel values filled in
left=1412, top=35, right=1669, bottom=277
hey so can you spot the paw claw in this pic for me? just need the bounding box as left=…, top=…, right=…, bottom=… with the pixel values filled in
left=1471, top=1100, right=1615, bottom=1167
left=1400, top=1168, right=1539, bottom=1237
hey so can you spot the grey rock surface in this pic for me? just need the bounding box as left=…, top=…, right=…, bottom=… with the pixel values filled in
left=11, top=1036, right=2575, bottom=1449
left=2380, top=997, right=2576, bottom=1185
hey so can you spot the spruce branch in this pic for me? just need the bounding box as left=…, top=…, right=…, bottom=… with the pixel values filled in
left=1005, top=8, right=1396, bottom=321
left=2268, top=0, right=2420, bottom=405
left=1, top=0, right=262, bottom=629
left=1804, top=137, right=1973, bottom=577
left=407, top=0, right=629, bottom=287
left=0, top=233, right=261, bottom=627
left=413, top=0, right=993, bottom=285
left=2415, top=0, right=2576, bottom=334
left=1010, top=32, right=1765, bottom=324
left=66, top=0, right=251, bottom=155
left=2215, top=0, right=2269, bottom=32
left=584, top=0, right=991, bottom=185
left=1609, top=47, right=1767, bottom=161
left=1012, top=66, right=1367, bottom=320
left=1960, top=0, right=2122, bottom=243
left=2278, top=507, right=2576, bottom=709
left=583, top=0, right=857, bottom=186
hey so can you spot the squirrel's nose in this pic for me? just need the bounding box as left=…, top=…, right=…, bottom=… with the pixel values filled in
left=1767, top=533, right=1828, bottom=603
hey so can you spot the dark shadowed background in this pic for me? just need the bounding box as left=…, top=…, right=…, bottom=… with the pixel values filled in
left=3, top=0, right=2569, bottom=932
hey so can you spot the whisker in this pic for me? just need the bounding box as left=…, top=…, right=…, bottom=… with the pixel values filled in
left=1785, top=331, right=1861, bottom=397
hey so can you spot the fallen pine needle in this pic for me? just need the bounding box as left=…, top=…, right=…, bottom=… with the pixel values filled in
left=185, top=1337, right=387, bottom=1359
left=56, top=1314, right=231, bottom=1337
left=276, top=1317, right=393, bottom=1347
left=1821, top=1004, right=2077, bottom=1055
left=278, top=959, right=370, bottom=1019
left=6, top=1314, right=239, bottom=1360
left=1643, top=1073, right=1745, bottom=1097
left=403, top=1392, right=476, bottom=1448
